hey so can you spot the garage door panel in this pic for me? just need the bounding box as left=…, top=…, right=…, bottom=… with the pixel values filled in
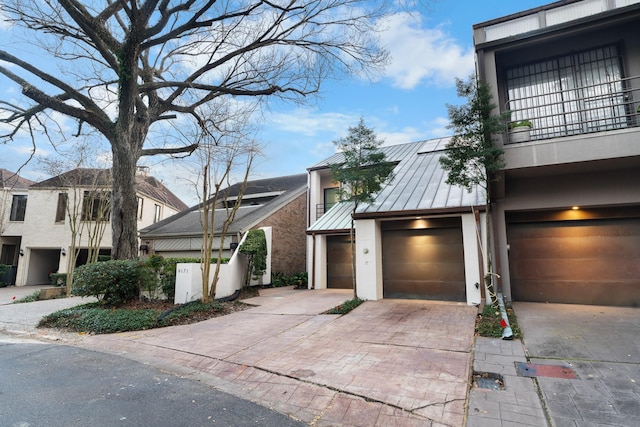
left=327, top=235, right=353, bottom=289
left=508, top=217, right=640, bottom=306
left=514, top=280, right=640, bottom=306
left=382, top=220, right=465, bottom=301
left=510, top=258, right=640, bottom=282
left=384, top=280, right=466, bottom=301
left=387, top=262, right=465, bottom=282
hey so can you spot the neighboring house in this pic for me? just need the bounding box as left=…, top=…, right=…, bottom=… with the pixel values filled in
left=473, top=0, right=640, bottom=306
left=140, top=174, right=308, bottom=276
left=12, top=167, right=187, bottom=286
left=0, top=169, right=36, bottom=285
left=307, top=139, right=485, bottom=306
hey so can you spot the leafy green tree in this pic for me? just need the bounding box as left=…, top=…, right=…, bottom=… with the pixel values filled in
left=439, top=75, right=510, bottom=306
left=330, top=118, right=394, bottom=296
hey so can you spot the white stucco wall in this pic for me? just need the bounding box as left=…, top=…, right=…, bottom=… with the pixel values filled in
left=355, top=219, right=383, bottom=300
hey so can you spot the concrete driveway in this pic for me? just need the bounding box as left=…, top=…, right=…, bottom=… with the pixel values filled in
left=515, top=302, right=640, bottom=427
left=73, top=287, right=478, bottom=426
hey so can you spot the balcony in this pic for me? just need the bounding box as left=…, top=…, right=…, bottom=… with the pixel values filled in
left=505, top=75, right=640, bottom=144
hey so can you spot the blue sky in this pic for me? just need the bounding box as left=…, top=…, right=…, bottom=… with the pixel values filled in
left=1, top=1, right=551, bottom=206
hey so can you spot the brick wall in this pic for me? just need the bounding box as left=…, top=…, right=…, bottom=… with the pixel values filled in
left=255, top=191, right=307, bottom=276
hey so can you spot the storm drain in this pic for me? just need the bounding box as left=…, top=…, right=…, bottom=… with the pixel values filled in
left=473, top=372, right=505, bottom=391
left=515, top=362, right=577, bottom=379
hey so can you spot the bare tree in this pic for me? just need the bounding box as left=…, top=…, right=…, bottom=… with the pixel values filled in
left=0, top=0, right=389, bottom=260
left=194, top=102, right=260, bottom=302
left=39, top=149, right=112, bottom=295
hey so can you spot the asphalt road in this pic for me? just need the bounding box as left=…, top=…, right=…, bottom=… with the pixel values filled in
left=0, top=334, right=304, bottom=427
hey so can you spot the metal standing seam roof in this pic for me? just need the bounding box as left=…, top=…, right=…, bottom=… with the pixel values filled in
left=308, top=137, right=485, bottom=232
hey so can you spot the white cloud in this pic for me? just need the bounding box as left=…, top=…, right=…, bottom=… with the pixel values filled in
left=425, top=116, right=451, bottom=138
left=378, top=13, right=475, bottom=89
left=268, top=108, right=359, bottom=138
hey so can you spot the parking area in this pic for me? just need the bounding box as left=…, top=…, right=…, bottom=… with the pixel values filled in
left=515, top=302, right=640, bottom=427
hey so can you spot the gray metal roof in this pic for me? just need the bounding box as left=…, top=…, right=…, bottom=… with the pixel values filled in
left=308, top=138, right=485, bottom=232
left=357, top=138, right=485, bottom=215
left=307, top=201, right=355, bottom=233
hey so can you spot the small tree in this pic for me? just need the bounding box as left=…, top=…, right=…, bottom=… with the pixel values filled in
left=195, top=103, right=260, bottom=302
left=330, top=118, right=395, bottom=297
left=239, top=229, right=268, bottom=288
left=439, top=75, right=510, bottom=306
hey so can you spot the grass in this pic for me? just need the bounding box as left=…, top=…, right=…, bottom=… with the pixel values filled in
left=475, top=303, right=521, bottom=339
left=38, top=299, right=247, bottom=334
left=324, top=298, right=364, bottom=315
left=13, top=290, right=43, bottom=304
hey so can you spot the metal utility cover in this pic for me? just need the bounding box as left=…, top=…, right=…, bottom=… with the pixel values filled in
left=515, top=362, right=577, bottom=379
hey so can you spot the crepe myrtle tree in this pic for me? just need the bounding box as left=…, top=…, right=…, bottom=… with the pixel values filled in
left=330, top=118, right=394, bottom=297
left=439, top=75, right=510, bottom=306
left=0, top=0, right=389, bottom=260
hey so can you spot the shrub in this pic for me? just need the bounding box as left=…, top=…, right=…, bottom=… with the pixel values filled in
left=0, top=264, right=9, bottom=287
left=239, top=229, right=267, bottom=279
left=49, top=272, right=67, bottom=287
left=72, top=260, right=142, bottom=306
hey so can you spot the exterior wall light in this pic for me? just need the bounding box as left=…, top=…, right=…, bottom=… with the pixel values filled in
left=61, top=248, right=66, bottom=256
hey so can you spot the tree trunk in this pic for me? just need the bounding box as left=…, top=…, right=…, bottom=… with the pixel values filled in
left=110, top=141, right=140, bottom=260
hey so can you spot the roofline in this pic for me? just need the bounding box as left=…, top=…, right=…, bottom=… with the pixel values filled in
left=306, top=228, right=349, bottom=235
left=473, top=0, right=581, bottom=29
left=474, top=1, right=640, bottom=50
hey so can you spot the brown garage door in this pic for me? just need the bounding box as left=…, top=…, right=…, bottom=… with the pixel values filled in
left=508, top=218, right=640, bottom=306
left=382, top=218, right=465, bottom=301
left=327, top=235, right=353, bottom=289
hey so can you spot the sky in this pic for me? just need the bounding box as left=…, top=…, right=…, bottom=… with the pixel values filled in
left=0, top=0, right=552, bottom=206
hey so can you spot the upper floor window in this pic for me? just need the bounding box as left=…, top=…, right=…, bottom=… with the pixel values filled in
left=506, top=44, right=630, bottom=140
left=10, top=195, right=27, bottom=221
left=137, top=197, right=144, bottom=220
left=154, top=204, right=162, bottom=223
left=82, top=191, right=110, bottom=221
left=55, top=193, right=67, bottom=223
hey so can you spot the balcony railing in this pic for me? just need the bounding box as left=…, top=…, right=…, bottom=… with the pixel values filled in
left=504, top=75, right=640, bottom=143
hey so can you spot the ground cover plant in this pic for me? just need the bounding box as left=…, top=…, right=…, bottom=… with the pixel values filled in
left=38, top=299, right=252, bottom=334
left=324, top=298, right=364, bottom=315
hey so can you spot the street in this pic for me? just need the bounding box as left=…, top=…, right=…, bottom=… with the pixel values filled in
left=0, top=334, right=304, bottom=427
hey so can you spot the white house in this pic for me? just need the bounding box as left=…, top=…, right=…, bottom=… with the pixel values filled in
left=307, top=138, right=485, bottom=306
left=7, top=167, right=187, bottom=286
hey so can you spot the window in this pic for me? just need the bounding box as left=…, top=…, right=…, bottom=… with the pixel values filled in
left=324, top=187, right=340, bottom=212
left=137, top=197, right=144, bottom=220
left=82, top=191, right=110, bottom=221
left=55, top=193, right=67, bottom=223
left=10, top=195, right=27, bottom=221
left=153, top=204, right=161, bottom=223
left=506, top=44, right=629, bottom=140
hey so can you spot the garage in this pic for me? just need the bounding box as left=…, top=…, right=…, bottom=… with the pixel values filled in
left=326, top=235, right=353, bottom=289
left=507, top=213, right=640, bottom=306
left=382, top=218, right=466, bottom=301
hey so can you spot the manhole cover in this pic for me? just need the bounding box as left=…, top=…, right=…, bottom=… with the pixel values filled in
left=515, top=362, right=577, bottom=379
left=473, top=372, right=504, bottom=391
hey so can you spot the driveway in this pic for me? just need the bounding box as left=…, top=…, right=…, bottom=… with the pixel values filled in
left=73, top=288, right=478, bottom=426
left=515, top=302, right=640, bottom=426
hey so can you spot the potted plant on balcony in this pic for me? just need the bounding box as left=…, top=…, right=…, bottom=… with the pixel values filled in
left=509, top=120, right=532, bottom=143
